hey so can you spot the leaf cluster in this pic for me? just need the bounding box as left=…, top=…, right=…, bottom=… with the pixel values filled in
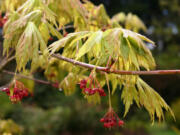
left=0, top=0, right=175, bottom=122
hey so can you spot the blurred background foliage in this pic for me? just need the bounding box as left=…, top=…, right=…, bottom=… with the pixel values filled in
left=0, top=0, right=180, bottom=135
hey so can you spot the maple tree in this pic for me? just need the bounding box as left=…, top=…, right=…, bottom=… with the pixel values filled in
left=0, top=0, right=178, bottom=129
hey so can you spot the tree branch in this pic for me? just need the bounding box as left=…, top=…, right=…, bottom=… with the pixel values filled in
left=0, top=50, right=15, bottom=70
left=0, top=83, right=11, bottom=91
left=1, top=70, right=52, bottom=85
left=51, top=54, right=180, bottom=75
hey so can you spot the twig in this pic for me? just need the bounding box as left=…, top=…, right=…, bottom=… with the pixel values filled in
left=0, top=83, right=11, bottom=91
left=2, top=70, right=52, bottom=85
left=0, top=50, right=15, bottom=70
left=0, top=56, right=15, bottom=70
left=58, top=25, right=74, bottom=31
left=105, top=73, right=112, bottom=109
left=51, top=54, right=180, bottom=75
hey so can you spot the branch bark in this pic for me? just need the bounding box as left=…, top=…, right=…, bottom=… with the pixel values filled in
left=2, top=70, right=52, bottom=85
left=0, top=50, right=15, bottom=70
left=51, top=54, right=180, bottom=75
left=1, top=51, right=180, bottom=89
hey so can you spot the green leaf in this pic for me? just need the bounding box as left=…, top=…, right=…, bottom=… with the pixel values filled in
left=4, top=10, right=42, bottom=37
left=121, top=85, right=139, bottom=117
left=46, top=22, right=62, bottom=39
left=59, top=73, right=78, bottom=96
left=111, top=12, right=126, bottom=23
left=137, top=78, right=175, bottom=122
left=85, top=93, right=101, bottom=104
left=76, top=31, right=103, bottom=59
left=48, top=31, right=90, bottom=54
left=15, top=22, right=47, bottom=71
left=126, top=39, right=140, bottom=70
left=39, top=22, right=50, bottom=43
left=120, top=36, right=130, bottom=60
left=110, top=75, right=118, bottom=95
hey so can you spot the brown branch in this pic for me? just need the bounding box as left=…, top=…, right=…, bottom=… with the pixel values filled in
left=0, top=50, right=15, bottom=70
left=58, top=25, right=74, bottom=31
left=51, top=54, right=180, bottom=75
left=2, top=70, right=52, bottom=85
left=0, top=52, right=55, bottom=87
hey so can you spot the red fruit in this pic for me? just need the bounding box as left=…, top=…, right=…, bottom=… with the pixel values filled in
left=80, top=79, right=87, bottom=89
left=100, top=118, right=105, bottom=123
left=111, top=121, right=117, bottom=127
left=80, top=79, right=87, bottom=84
left=92, top=88, right=99, bottom=92
left=2, top=16, right=7, bottom=25
left=104, top=123, right=111, bottom=128
left=101, top=92, right=106, bottom=96
left=2, top=88, right=9, bottom=92
left=52, top=82, right=59, bottom=88
left=84, top=88, right=91, bottom=95
left=89, top=89, right=96, bottom=95
left=103, top=123, right=108, bottom=128
left=100, top=108, right=123, bottom=129
left=0, top=23, right=3, bottom=27
left=80, top=84, right=86, bottom=89
left=13, top=87, right=19, bottom=94
left=6, top=91, right=10, bottom=96
left=2, top=88, right=10, bottom=95
left=0, top=15, right=7, bottom=28
left=22, top=89, right=29, bottom=97
left=2, top=80, right=30, bottom=103
left=118, top=120, right=124, bottom=126
left=98, top=89, right=106, bottom=96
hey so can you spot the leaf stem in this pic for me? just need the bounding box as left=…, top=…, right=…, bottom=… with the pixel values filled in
left=105, top=73, right=112, bottom=109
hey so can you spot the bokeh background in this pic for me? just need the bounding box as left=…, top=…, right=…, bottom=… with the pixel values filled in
left=0, top=0, right=180, bottom=135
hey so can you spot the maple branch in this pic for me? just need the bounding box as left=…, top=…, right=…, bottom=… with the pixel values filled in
left=51, top=54, right=180, bottom=75
left=1, top=70, right=52, bottom=85
left=0, top=50, right=15, bottom=70
left=0, top=83, right=11, bottom=91
left=59, top=25, right=74, bottom=31
left=0, top=51, right=54, bottom=87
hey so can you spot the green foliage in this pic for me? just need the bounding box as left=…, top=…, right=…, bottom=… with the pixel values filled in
left=59, top=73, right=78, bottom=96
left=15, top=22, right=47, bottom=71
left=136, top=78, right=175, bottom=122
left=49, top=28, right=155, bottom=70
left=0, top=0, right=175, bottom=123
left=48, top=27, right=173, bottom=121
left=2, top=0, right=61, bottom=71
left=0, top=119, right=22, bottom=135
left=0, top=0, right=25, bottom=12
left=111, top=12, right=147, bottom=32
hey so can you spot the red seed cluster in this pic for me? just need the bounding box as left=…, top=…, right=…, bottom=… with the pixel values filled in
left=2, top=88, right=10, bottom=96
left=51, top=82, right=59, bottom=88
left=1, top=81, right=29, bottom=103
left=0, top=14, right=7, bottom=28
left=79, top=79, right=106, bottom=96
left=10, top=87, right=29, bottom=103
left=100, top=108, right=124, bottom=128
